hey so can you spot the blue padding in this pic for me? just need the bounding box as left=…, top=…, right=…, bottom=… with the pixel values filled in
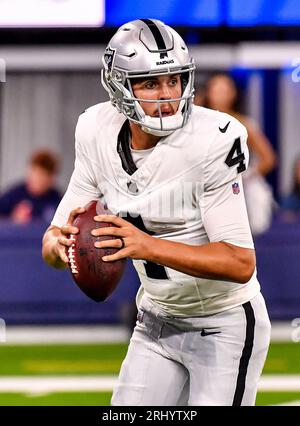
left=0, top=220, right=298, bottom=323
left=0, top=222, right=140, bottom=324
left=105, top=0, right=222, bottom=27
left=255, top=220, right=300, bottom=319
left=105, top=0, right=300, bottom=27
left=228, top=0, right=300, bottom=26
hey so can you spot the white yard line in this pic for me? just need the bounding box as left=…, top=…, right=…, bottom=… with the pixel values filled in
left=5, top=325, right=129, bottom=345
left=258, top=375, right=300, bottom=391
left=270, top=321, right=300, bottom=342
left=3, top=322, right=295, bottom=345
left=274, top=400, right=300, bottom=406
left=0, top=376, right=118, bottom=394
left=0, top=375, right=299, bottom=395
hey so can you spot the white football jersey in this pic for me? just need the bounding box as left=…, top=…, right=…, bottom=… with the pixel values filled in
left=52, top=102, right=260, bottom=316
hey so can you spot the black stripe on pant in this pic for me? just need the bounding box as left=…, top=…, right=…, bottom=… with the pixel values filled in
left=232, top=301, right=255, bottom=406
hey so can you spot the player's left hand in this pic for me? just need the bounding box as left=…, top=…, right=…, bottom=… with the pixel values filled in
left=92, top=215, right=153, bottom=262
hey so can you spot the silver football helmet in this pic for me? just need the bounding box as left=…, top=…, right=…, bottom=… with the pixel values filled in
left=101, top=19, right=195, bottom=137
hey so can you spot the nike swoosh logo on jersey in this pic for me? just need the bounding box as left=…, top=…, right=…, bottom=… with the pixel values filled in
left=219, top=121, right=230, bottom=133
left=200, top=329, right=221, bottom=336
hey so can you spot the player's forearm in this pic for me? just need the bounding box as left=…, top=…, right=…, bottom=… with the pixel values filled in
left=42, top=226, right=68, bottom=269
left=147, top=238, right=255, bottom=284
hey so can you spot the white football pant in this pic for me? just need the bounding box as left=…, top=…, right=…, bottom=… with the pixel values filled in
left=111, top=292, right=271, bottom=406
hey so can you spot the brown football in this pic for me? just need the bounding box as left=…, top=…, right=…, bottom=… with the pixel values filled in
left=66, top=200, right=127, bottom=302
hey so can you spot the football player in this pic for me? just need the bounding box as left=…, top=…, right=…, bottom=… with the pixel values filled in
left=42, top=19, right=271, bottom=406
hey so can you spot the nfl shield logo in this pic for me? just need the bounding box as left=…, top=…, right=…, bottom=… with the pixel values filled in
left=232, top=182, right=240, bottom=195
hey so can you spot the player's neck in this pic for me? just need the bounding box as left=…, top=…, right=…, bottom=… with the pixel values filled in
left=129, top=122, right=161, bottom=150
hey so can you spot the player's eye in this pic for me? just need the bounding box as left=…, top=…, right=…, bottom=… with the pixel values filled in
left=169, top=77, right=179, bottom=86
left=144, top=80, right=156, bottom=89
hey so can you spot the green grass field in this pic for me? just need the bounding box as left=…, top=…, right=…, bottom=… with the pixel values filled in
left=0, top=392, right=112, bottom=406
left=0, top=343, right=127, bottom=375
left=0, top=341, right=299, bottom=406
left=0, top=391, right=298, bottom=406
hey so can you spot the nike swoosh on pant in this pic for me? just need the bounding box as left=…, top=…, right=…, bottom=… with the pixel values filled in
left=200, top=330, right=221, bottom=336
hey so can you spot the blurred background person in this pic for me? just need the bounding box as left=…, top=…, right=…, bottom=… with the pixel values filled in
left=0, top=149, right=61, bottom=224
left=280, top=155, right=300, bottom=222
left=199, top=73, right=277, bottom=236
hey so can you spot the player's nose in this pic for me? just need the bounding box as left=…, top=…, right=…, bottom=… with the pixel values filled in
left=158, top=83, right=172, bottom=100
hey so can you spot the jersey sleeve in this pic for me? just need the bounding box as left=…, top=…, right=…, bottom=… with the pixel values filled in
left=204, top=115, right=249, bottom=191
left=201, top=115, right=253, bottom=248
left=201, top=174, right=254, bottom=248
left=51, top=115, right=100, bottom=228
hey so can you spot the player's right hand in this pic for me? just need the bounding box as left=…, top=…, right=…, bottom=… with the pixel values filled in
left=56, top=207, right=86, bottom=264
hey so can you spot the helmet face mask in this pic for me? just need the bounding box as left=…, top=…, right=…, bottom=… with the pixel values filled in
left=101, top=19, right=195, bottom=137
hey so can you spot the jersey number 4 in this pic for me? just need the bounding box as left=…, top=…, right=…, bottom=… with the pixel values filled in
left=121, top=213, right=169, bottom=280
left=225, top=137, right=246, bottom=173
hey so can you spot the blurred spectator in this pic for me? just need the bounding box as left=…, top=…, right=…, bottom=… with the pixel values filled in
left=199, top=73, right=277, bottom=236
left=280, top=155, right=300, bottom=222
left=0, top=150, right=61, bottom=224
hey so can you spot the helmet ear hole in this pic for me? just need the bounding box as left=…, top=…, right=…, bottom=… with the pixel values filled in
left=112, top=70, right=123, bottom=83
left=181, top=74, right=188, bottom=94
left=123, top=105, right=135, bottom=118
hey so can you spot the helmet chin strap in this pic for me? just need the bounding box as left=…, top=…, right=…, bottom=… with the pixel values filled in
left=141, top=126, right=173, bottom=137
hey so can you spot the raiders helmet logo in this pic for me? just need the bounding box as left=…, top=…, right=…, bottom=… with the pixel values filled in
left=103, top=46, right=116, bottom=71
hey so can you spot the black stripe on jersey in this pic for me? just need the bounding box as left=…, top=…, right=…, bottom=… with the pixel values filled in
left=122, top=214, right=169, bottom=280
left=140, top=19, right=168, bottom=58
left=232, top=301, right=255, bottom=406
left=117, top=120, right=137, bottom=176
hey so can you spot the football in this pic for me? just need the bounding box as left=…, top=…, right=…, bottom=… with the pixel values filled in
left=66, top=200, right=127, bottom=302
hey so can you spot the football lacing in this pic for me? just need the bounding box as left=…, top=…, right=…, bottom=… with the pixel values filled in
left=67, top=234, right=78, bottom=274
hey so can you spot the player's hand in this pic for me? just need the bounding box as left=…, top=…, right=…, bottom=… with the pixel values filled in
left=92, top=215, right=153, bottom=262
left=56, top=207, right=86, bottom=264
